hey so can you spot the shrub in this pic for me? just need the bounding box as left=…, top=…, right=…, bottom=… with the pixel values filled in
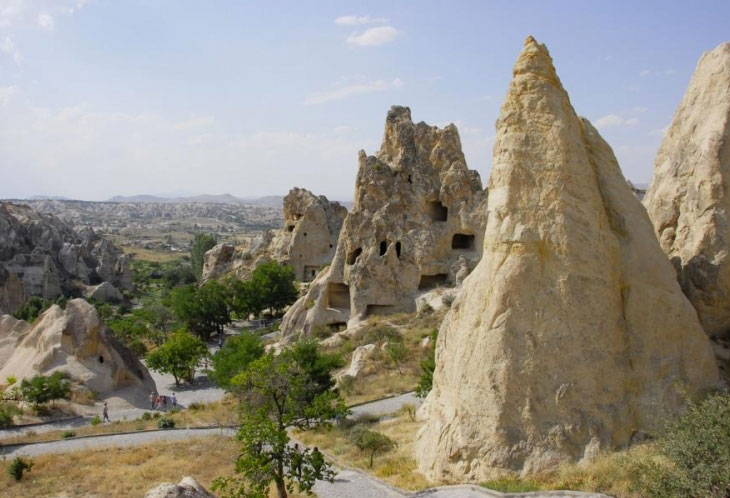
left=420, top=302, right=434, bottom=314
left=338, top=375, right=356, bottom=395
left=416, top=328, right=439, bottom=399
left=442, top=294, right=455, bottom=307
left=90, top=415, right=101, bottom=426
left=157, top=416, right=175, bottom=429
left=5, top=375, right=17, bottom=385
left=384, top=341, right=408, bottom=373
left=8, top=457, right=33, bottom=481
left=188, top=402, right=203, bottom=411
left=400, top=403, right=417, bottom=421
left=0, top=402, right=20, bottom=429
left=628, top=392, right=730, bottom=498
left=140, top=412, right=152, bottom=421
left=362, top=325, right=402, bottom=346
left=61, top=430, right=76, bottom=439
left=20, top=371, right=72, bottom=408
left=347, top=425, right=396, bottom=467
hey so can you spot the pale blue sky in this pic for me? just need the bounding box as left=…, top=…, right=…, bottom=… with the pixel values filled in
left=0, top=0, right=728, bottom=201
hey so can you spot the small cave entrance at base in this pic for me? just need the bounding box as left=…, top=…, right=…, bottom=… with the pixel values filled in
left=327, top=283, right=351, bottom=309
left=379, top=241, right=388, bottom=256
left=419, top=273, right=449, bottom=290
left=287, top=225, right=295, bottom=232
left=426, top=200, right=448, bottom=222
left=365, top=304, right=398, bottom=317
left=347, top=248, right=362, bottom=265
left=452, top=233, right=475, bottom=250
left=395, top=241, right=401, bottom=259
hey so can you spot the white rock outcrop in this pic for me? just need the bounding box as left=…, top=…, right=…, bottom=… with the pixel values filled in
left=143, top=477, right=214, bottom=498
left=201, top=188, right=347, bottom=283
left=416, top=37, right=720, bottom=481
left=281, top=107, right=488, bottom=339
left=337, top=343, right=376, bottom=381
left=643, top=41, right=730, bottom=339
left=0, top=299, right=155, bottom=397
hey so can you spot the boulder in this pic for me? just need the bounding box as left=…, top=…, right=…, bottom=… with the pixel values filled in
left=144, top=477, right=214, bottom=498
left=643, top=41, right=730, bottom=338
left=281, top=107, right=488, bottom=339
left=0, top=298, right=155, bottom=397
left=337, top=343, right=376, bottom=380
left=200, top=188, right=347, bottom=283
left=415, top=37, right=720, bottom=481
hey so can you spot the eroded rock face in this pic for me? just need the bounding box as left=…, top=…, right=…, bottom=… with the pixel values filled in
left=0, top=202, right=131, bottom=313
left=0, top=299, right=154, bottom=396
left=643, top=41, right=730, bottom=338
left=201, top=188, right=346, bottom=283
left=416, top=37, right=720, bottom=481
left=280, top=107, right=488, bottom=338
left=143, top=477, right=214, bottom=498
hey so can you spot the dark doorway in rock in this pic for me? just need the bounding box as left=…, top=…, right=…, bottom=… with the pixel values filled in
left=98, top=355, right=104, bottom=364
left=347, top=248, right=362, bottom=265
left=303, top=266, right=319, bottom=282
left=426, top=200, right=448, bottom=222
left=407, top=174, right=412, bottom=184
left=365, top=304, right=398, bottom=317
left=419, top=273, right=449, bottom=290
left=452, top=233, right=475, bottom=250
left=395, top=241, right=402, bottom=258
left=287, top=225, right=295, bottom=232
left=327, top=283, right=351, bottom=309
left=379, top=241, right=388, bottom=256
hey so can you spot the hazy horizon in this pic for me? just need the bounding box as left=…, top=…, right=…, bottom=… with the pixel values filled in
left=0, top=1, right=728, bottom=201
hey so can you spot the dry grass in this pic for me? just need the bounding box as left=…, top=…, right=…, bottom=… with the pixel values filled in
left=294, top=406, right=430, bottom=491
left=121, top=246, right=184, bottom=262
left=0, top=400, right=239, bottom=446
left=331, top=310, right=444, bottom=405
left=0, top=435, right=315, bottom=498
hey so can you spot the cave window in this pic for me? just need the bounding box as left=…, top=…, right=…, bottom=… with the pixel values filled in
left=407, top=174, right=412, bottom=184
left=303, top=232, right=307, bottom=237
left=327, top=283, right=351, bottom=309
left=395, top=241, right=402, bottom=258
left=287, top=225, right=295, bottom=232
left=452, top=233, right=475, bottom=250
left=347, top=248, right=362, bottom=265
left=419, top=273, right=449, bottom=290
left=365, top=304, right=397, bottom=317
left=98, top=355, right=104, bottom=364
left=426, top=200, right=448, bottom=222
left=329, top=244, right=333, bottom=248
left=379, top=241, right=388, bottom=256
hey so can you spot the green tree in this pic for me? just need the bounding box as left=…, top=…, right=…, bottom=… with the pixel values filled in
left=210, top=333, right=265, bottom=389
left=20, top=372, right=71, bottom=408
left=191, top=233, right=217, bottom=280
left=12, top=297, right=52, bottom=323
left=415, top=328, right=438, bottom=399
left=288, top=340, right=343, bottom=398
left=167, top=281, right=231, bottom=340
left=251, top=261, right=298, bottom=317
left=213, top=344, right=348, bottom=498
left=347, top=425, right=397, bottom=468
left=145, top=330, right=209, bottom=385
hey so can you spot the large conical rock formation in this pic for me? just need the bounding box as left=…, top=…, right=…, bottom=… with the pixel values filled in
left=415, top=37, right=720, bottom=481
left=280, top=107, right=488, bottom=338
left=643, top=41, right=730, bottom=339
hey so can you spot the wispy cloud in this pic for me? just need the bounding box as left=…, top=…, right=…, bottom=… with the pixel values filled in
left=38, top=11, right=54, bottom=31
left=594, top=114, right=639, bottom=129
left=173, top=116, right=216, bottom=131
left=0, top=86, right=17, bottom=105
left=335, top=15, right=389, bottom=26
left=347, top=26, right=399, bottom=47
left=649, top=125, right=670, bottom=137
left=639, top=69, right=675, bottom=77
left=0, top=35, right=21, bottom=64
left=304, top=78, right=404, bottom=105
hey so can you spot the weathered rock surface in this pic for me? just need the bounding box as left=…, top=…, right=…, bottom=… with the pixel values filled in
left=84, top=281, right=124, bottom=303
left=643, top=41, right=730, bottom=338
left=337, top=343, right=376, bottom=381
left=281, top=107, right=488, bottom=338
left=416, top=37, right=720, bottom=481
left=201, top=188, right=346, bottom=283
left=143, top=477, right=214, bottom=498
left=0, top=202, right=131, bottom=313
left=0, top=298, right=155, bottom=396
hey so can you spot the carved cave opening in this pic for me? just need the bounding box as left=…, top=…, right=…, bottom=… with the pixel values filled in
left=426, top=200, right=448, bottom=222
left=419, top=273, right=449, bottom=290
left=327, top=282, right=351, bottom=309
left=452, top=233, right=475, bottom=250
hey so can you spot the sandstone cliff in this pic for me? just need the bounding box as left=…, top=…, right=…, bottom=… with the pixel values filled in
left=0, top=202, right=131, bottom=313
left=201, top=187, right=346, bottom=282
left=280, top=107, right=488, bottom=338
left=643, top=41, right=730, bottom=338
left=416, top=37, right=720, bottom=481
left=0, top=298, right=154, bottom=396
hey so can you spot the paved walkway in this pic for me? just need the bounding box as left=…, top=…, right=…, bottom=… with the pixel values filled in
left=350, top=392, right=420, bottom=418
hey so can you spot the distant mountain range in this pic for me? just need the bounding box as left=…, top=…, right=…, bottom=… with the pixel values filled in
left=105, top=193, right=285, bottom=206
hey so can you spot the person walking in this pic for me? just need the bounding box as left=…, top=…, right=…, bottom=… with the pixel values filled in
left=311, top=447, right=325, bottom=474
left=291, top=443, right=302, bottom=480
left=156, top=395, right=161, bottom=410
left=102, top=402, right=110, bottom=423
left=171, top=392, right=177, bottom=409
left=162, top=395, right=167, bottom=411
left=149, top=392, right=156, bottom=410
left=217, top=335, right=223, bottom=349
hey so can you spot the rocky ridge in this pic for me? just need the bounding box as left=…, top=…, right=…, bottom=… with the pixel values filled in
left=415, top=37, right=720, bottom=481
left=643, top=41, right=730, bottom=339
left=0, top=202, right=131, bottom=314
left=201, top=187, right=347, bottom=282
left=280, top=106, right=488, bottom=338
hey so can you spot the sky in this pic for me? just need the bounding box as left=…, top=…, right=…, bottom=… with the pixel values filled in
left=0, top=1, right=728, bottom=202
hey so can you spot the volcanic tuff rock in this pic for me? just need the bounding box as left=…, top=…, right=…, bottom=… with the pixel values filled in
left=416, top=37, right=720, bottom=481
left=0, top=202, right=131, bottom=313
left=643, top=41, right=730, bottom=338
left=280, top=106, right=488, bottom=338
left=143, top=477, right=214, bottom=498
left=201, top=188, right=347, bottom=282
left=0, top=298, right=154, bottom=395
